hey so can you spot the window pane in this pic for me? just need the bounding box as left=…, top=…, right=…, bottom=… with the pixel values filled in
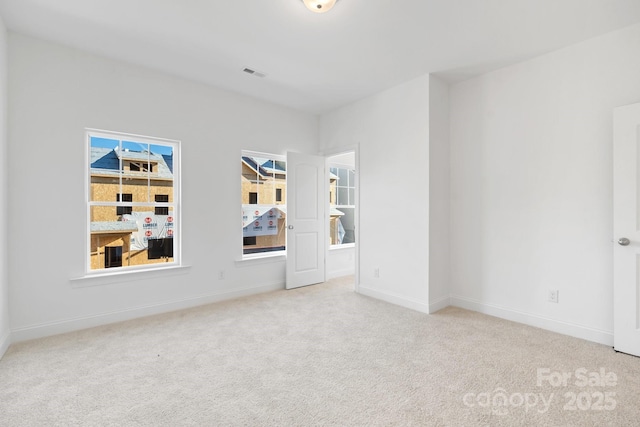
left=90, top=137, right=121, bottom=202
left=242, top=204, right=286, bottom=255
left=105, top=246, right=123, bottom=268
left=339, top=208, right=355, bottom=244
left=338, top=187, right=349, bottom=205
left=155, top=207, right=169, bottom=215
left=338, top=168, right=349, bottom=183
left=89, top=132, right=177, bottom=272
left=154, top=193, right=169, bottom=215
left=329, top=165, right=356, bottom=247
left=262, top=181, right=276, bottom=204
left=117, top=206, right=133, bottom=216
left=90, top=206, right=175, bottom=270
left=147, top=238, right=174, bottom=260
left=241, top=153, right=286, bottom=256
left=330, top=207, right=355, bottom=246
left=152, top=144, right=174, bottom=176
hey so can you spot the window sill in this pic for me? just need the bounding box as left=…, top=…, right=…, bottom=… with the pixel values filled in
left=70, top=265, right=191, bottom=288
left=236, top=252, right=286, bottom=266
left=329, top=243, right=355, bottom=251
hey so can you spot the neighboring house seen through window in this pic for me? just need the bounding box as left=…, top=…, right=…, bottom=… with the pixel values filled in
left=155, top=194, right=169, bottom=215
left=241, top=152, right=286, bottom=256
left=88, top=129, right=180, bottom=271
left=116, top=193, right=133, bottom=216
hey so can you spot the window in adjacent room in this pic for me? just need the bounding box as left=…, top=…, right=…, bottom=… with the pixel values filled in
left=241, top=151, right=286, bottom=256
left=88, top=129, right=180, bottom=272
left=329, top=165, right=356, bottom=246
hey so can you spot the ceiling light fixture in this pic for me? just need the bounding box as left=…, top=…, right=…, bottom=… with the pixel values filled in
left=301, top=0, right=339, bottom=14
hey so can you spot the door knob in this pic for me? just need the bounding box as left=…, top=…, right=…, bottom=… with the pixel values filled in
left=618, top=237, right=631, bottom=246
left=288, top=225, right=294, bottom=230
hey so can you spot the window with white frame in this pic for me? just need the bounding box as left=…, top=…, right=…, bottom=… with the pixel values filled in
left=241, top=151, right=286, bottom=256
left=87, top=129, right=180, bottom=271
left=329, top=166, right=355, bottom=246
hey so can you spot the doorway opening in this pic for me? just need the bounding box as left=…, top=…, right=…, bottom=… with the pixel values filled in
left=327, top=150, right=357, bottom=288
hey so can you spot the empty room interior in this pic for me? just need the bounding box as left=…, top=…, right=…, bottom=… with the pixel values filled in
left=2, top=0, right=640, bottom=425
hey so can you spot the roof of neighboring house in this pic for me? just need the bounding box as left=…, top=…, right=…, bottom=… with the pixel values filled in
left=90, top=147, right=173, bottom=179
left=242, top=156, right=271, bottom=178
left=261, top=159, right=286, bottom=175
left=90, top=221, right=139, bottom=233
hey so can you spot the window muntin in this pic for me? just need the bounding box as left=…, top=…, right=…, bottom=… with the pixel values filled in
left=88, top=130, right=179, bottom=272
left=241, top=152, right=286, bottom=256
left=329, top=166, right=355, bottom=246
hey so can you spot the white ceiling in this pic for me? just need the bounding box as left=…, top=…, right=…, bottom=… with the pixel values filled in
left=1, top=0, right=640, bottom=114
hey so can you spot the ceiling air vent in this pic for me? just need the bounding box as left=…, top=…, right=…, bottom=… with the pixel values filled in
left=243, top=68, right=266, bottom=78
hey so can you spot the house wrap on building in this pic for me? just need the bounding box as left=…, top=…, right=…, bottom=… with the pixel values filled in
left=90, top=145, right=174, bottom=269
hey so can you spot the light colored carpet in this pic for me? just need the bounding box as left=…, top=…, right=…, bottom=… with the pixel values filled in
left=1, top=276, right=639, bottom=426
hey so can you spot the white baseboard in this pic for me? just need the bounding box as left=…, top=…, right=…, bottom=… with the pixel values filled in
left=327, top=268, right=355, bottom=280
left=428, top=295, right=451, bottom=314
left=358, top=285, right=429, bottom=314
left=450, top=295, right=613, bottom=346
left=11, top=282, right=284, bottom=343
left=0, top=328, right=11, bottom=360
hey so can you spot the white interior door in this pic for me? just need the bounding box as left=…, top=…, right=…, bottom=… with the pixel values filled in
left=286, top=151, right=326, bottom=289
left=613, top=102, right=640, bottom=356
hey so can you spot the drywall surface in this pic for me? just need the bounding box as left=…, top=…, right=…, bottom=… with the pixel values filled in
left=320, top=75, right=430, bottom=312
left=428, top=75, right=450, bottom=312
left=449, top=23, right=640, bottom=344
left=0, top=15, right=9, bottom=357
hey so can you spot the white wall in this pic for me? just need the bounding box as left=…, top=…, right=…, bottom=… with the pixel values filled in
left=0, top=16, right=9, bottom=358
left=7, top=34, right=318, bottom=341
left=449, top=23, right=640, bottom=345
left=320, top=75, right=431, bottom=312
left=326, top=247, right=355, bottom=280
left=428, top=75, right=450, bottom=312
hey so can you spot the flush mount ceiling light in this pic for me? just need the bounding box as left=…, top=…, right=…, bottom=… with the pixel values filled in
left=301, top=0, right=339, bottom=13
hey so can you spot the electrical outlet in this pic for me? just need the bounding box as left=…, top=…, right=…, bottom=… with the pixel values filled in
left=374, top=268, right=380, bottom=278
left=218, top=270, right=225, bottom=280
left=548, top=289, right=559, bottom=303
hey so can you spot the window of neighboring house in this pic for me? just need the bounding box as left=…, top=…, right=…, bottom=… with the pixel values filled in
left=147, top=237, right=173, bottom=259
left=88, top=129, right=180, bottom=272
left=130, top=161, right=154, bottom=173
left=116, top=193, right=133, bottom=216
left=329, top=166, right=356, bottom=246
left=105, top=246, right=123, bottom=268
left=241, top=151, right=286, bottom=256
left=155, top=194, right=169, bottom=215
